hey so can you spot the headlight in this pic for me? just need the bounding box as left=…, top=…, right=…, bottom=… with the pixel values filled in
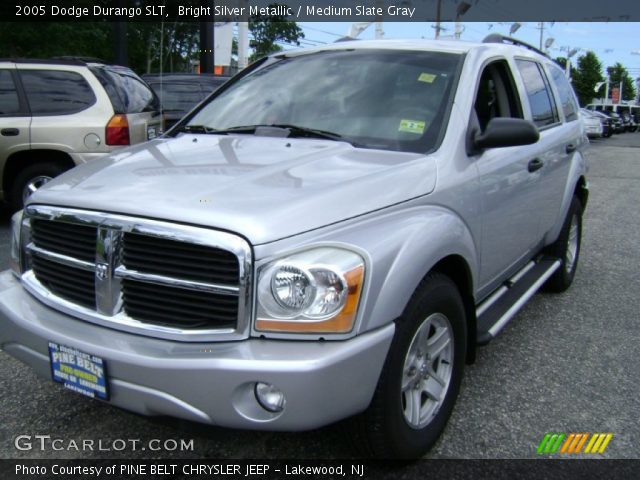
left=9, top=210, right=24, bottom=277
left=256, top=248, right=365, bottom=334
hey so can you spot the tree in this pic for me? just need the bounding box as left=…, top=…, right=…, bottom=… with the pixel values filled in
left=0, top=22, right=112, bottom=61
left=249, top=4, right=304, bottom=61
left=606, top=62, right=637, bottom=102
left=572, top=51, right=604, bottom=106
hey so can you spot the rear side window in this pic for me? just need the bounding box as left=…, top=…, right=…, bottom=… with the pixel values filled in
left=516, top=60, right=559, bottom=128
left=549, top=66, right=579, bottom=122
left=91, top=66, right=159, bottom=114
left=0, top=70, right=20, bottom=115
left=20, top=70, right=96, bottom=115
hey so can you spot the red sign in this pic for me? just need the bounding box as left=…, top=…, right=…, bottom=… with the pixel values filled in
left=611, top=87, right=620, bottom=104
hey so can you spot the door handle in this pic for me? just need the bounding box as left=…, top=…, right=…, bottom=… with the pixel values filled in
left=528, top=158, right=544, bottom=173
left=565, top=143, right=577, bottom=154
left=1, top=128, right=19, bottom=136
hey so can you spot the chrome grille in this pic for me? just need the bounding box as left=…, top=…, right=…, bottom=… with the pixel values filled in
left=31, top=219, right=96, bottom=262
left=122, top=233, right=239, bottom=284
left=22, top=206, right=252, bottom=342
left=31, top=255, right=96, bottom=309
left=122, top=279, right=238, bottom=329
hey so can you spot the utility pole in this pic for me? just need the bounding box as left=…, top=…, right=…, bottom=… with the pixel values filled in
left=537, top=22, right=544, bottom=50
left=435, top=0, right=442, bottom=39
left=199, top=0, right=215, bottom=74
left=619, top=81, right=623, bottom=103
left=454, top=21, right=464, bottom=39
left=113, top=0, right=127, bottom=66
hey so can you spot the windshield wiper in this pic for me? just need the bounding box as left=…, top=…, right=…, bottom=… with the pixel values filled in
left=214, top=124, right=345, bottom=142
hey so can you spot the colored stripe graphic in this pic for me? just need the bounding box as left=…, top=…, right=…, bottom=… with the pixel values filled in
left=538, top=433, right=613, bottom=455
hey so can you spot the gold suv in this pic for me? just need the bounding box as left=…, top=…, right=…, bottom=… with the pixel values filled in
left=0, top=58, right=162, bottom=210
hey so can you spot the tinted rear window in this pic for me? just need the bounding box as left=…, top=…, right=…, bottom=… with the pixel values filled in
left=91, top=66, right=159, bottom=114
left=20, top=70, right=96, bottom=115
left=549, top=66, right=578, bottom=122
left=516, top=60, right=558, bottom=128
left=0, top=70, right=20, bottom=115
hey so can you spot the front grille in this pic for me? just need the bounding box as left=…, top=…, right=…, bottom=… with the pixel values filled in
left=122, top=279, right=238, bottom=329
left=31, top=219, right=96, bottom=262
left=31, top=255, right=96, bottom=309
left=122, top=233, right=239, bottom=284
left=23, top=207, right=250, bottom=341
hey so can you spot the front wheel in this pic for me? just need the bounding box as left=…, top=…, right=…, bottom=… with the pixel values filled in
left=351, top=273, right=467, bottom=459
left=544, top=196, right=583, bottom=292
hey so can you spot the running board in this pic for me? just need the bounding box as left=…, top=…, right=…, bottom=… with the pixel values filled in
left=476, top=258, right=561, bottom=345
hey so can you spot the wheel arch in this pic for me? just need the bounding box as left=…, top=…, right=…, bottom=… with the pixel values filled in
left=3, top=149, right=75, bottom=198
left=430, top=255, right=477, bottom=364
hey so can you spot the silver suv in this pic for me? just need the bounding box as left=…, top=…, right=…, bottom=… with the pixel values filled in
left=1, top=36, right=588, bottom=459
left=0, top=58, right=162, bottom=210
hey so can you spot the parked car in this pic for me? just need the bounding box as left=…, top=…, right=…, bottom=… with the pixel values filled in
left=603, top=111, right=624, bottom=133
left=0, top=58, right=162, bottom=210
left=2, top=35, right=588, bottom=459
left=620, top=111, right=638, bottom=132
left=143, top=73, right=229, bottom=129
left=588, top=110, right=614, bottom=137
left=580, top=109, right=603, bottom=138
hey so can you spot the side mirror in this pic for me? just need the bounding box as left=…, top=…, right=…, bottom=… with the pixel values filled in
left=474, top=117, right=539, bottom=150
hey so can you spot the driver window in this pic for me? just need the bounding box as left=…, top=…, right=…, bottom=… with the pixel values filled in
left=474, top=61, right=523, bottom=132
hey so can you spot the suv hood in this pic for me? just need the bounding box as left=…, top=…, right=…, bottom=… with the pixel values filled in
left=30, top=134, right=437, bottom=245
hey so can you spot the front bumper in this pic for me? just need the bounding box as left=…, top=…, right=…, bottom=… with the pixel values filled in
left=0, top=271, right=394, bottom=430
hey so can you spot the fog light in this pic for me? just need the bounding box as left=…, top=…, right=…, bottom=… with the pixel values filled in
left=255, top=382, right=286, bottom=413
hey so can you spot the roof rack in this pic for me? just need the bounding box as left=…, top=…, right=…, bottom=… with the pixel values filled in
left=51, top=56, right=109, bottom=64
left=0, top=58, right=87, bottom=66
left=482, top=33, right=549, bottom=58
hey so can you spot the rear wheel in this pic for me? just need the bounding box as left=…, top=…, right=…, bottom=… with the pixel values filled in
left=10, top=162, right=66, bottom=211
left=544, top=196, right=583, bottom=292
left=351, top=273, right=467, bottom=459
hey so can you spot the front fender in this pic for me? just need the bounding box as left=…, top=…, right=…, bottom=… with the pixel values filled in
left=254, top=204, right=479, bottom=335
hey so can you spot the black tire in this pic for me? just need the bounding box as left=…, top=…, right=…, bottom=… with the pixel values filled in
left=350, top=273, right=467, bottom=459
left=10, top=162, right=66, bottom=211
left=544, top=196, right=583, bottom=293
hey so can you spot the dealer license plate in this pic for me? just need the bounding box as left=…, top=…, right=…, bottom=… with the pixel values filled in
left=147, top=125, right=158, bottom=140
left=48, top=342, right=109, bottom=400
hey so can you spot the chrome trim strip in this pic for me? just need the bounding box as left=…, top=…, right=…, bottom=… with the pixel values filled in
left=26, top=244, right=96, bottom=272
left=21, top=271, right=238, bottom=340
left=476, top=285, right=508, bottom=318
left=114, top=266, right=240, bottom=296
left=487, top=260, right=561, bottom=338
left=476, top=261, right=535, bottom=317
left=96, top=227, right=124, bottom=316
left=22, top=205, right=252, bottom=342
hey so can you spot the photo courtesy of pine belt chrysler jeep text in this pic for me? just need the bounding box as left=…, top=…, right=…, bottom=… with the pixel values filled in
left=0, top=35, right=589, bottom=459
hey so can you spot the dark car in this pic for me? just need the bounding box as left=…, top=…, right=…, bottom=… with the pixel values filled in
left=602, top=111, right=624, bottom=133
left=142, top=73, right=229, bottom=129
left=588, top=110, right=613, bottom=138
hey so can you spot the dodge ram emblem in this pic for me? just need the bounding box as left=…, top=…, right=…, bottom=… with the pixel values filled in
left=95, top=263, right=109, bottom=281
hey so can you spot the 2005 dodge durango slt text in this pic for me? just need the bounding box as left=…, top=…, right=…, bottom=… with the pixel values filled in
left=0, top=35, right=588, bottom=458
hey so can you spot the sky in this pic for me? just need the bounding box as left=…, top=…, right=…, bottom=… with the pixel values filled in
left=295, top=22, right=640, bottom=82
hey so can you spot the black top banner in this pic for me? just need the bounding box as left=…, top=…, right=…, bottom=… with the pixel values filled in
left=2, top=0, right=640, bottom=22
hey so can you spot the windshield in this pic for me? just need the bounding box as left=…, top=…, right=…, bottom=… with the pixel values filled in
left=187, top=49, right=461, bottom=153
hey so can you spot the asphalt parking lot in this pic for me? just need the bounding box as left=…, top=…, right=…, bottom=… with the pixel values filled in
left=0, top=132, right=638, bottom=460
